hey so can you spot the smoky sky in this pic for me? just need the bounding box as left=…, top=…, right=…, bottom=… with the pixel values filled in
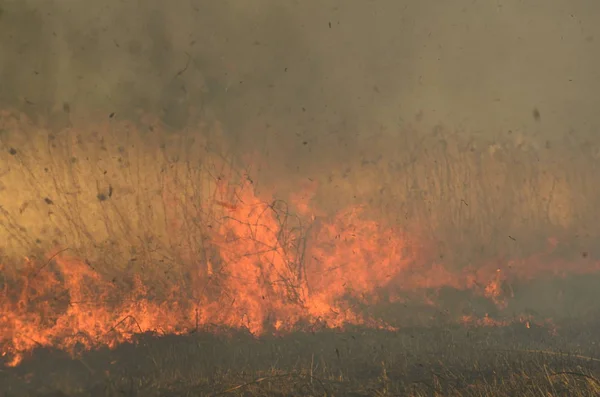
left=1, top=0, right=600, bottom=173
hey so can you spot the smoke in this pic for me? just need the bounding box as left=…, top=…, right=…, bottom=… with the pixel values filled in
left=2, top=1, right=600, bottom=349
left=2, top=1, right=597, bottom=150
left=1, top=0, right=370, bottom=169
left=2, top=0, right=600, bottom=256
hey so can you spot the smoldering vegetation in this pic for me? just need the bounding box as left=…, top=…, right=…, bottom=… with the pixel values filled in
left=2, top=0, right=600, bottom=396
left=2, top=322, right=600, bottom=396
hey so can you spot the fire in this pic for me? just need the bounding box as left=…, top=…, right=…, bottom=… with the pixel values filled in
left=1, top=175, right=597, bottom=367
left=1, top=112, right=600, bottom=367
left=0, top=179, right=407, bottom=366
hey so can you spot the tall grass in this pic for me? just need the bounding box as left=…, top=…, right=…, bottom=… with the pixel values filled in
left=314, top=126, right=600, bottom=264
left=1, top=109, right=599, bottom=277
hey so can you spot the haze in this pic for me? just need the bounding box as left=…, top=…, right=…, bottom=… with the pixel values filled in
left=2, top=1, right=600, bottom=394
left=3, top=0, right=599, bottom=158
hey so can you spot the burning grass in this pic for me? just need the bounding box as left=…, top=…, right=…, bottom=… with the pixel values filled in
left=2, top=110, right=600, bottom=395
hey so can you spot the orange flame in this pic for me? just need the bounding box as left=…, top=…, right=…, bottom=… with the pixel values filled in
left=0, top=177, right=599, bottom=366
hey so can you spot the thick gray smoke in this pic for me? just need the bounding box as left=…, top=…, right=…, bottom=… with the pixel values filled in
left=3, top=1, right=599, bottom=164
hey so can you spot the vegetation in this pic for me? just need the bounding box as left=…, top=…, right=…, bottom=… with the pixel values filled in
left=2, top=110, right=600, bottom=396
left=2, top=321, right=600, bottom=396
left=1, top=110, right=599, bottom=272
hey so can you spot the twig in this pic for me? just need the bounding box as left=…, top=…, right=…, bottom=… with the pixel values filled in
left=102, top=315, right=143, bottom=340
left=30, top=248, right=71, bottom=278
left=212, top=373, right=291, bottom=395
left=174, top=52, right=191, bottom=79
left=487, top=348, right=600, bottom=363
left=211, top=372, right=330, bottom=396
left=551, top=371, right=600, bottom=386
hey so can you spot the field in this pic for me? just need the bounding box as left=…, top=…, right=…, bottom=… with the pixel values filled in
left=1, top=113, right=600, bottom=396
left=2, top=318, right=600, bottom=396
left=3, top=1, right=600, bottom=396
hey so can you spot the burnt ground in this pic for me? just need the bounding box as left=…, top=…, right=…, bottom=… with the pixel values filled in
left=1, top=317, right=600, bottom=397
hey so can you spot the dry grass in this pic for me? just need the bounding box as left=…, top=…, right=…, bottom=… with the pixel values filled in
left=0, top=110, right=244, bottom=283
left=316, top=126, right=600, bottom=265
left=2, top=110, right=600, bottom=395
left=2, top=110, right=600, bottom=274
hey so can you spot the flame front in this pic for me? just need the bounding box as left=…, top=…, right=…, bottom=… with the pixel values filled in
left=2, top=114, right=600, bottom=367
left=2, top=175, right=598, bottom=367
left=0, top=179, right=405, bottom=365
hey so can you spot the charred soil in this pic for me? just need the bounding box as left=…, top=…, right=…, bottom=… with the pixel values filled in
left=2, top=319, right=600, bottom=397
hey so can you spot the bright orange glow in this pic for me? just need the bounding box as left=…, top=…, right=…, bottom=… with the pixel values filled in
left=1, top=171, right=599, bottom=367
